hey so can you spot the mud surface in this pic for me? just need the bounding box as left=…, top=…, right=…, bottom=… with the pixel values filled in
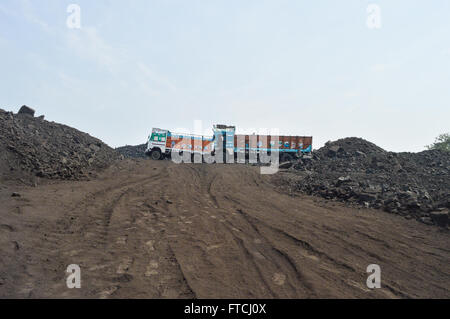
left=1, top=159, right=449, bottom=298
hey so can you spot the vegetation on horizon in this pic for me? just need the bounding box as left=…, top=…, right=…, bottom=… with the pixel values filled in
left=426, top=133, right=450, bottom=151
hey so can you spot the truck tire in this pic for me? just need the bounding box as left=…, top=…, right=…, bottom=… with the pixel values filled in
left=151, top=149, right=162, bottom=160
left=280, top=152, right=292, bottom=162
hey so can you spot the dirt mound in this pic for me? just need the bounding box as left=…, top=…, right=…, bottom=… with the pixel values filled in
left=277, top=137, right=450, bottom=227
left=318, top=137, right=386, bottom=158
left=0, top=107, right=120, bottom=182
left=116, top=143, right=147, bottom=159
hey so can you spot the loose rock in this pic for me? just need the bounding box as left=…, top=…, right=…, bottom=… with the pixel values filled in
left=18, top=105, right=35, bottom=117
left=116, top=144, right=147, bottom=159
left=0, top=107, right=120, bottom=182
left=277, top=137, right=450, bottom=227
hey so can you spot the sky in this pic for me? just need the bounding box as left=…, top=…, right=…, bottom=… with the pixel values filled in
left=0, top=0, right=449, bottom=151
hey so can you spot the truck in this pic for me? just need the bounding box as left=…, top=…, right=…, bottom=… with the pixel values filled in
left=145, top=124, right=312, bottom=162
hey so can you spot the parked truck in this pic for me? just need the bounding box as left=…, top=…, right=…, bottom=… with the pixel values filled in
left=145, top=124, right=312, bottom=162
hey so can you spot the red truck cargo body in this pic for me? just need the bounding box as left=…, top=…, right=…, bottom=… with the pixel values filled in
left=167, top=133, right=214, bottom=153
left=234, top=135, right=312, bottom=153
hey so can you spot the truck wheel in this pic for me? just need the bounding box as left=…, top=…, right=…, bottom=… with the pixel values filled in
left=280, top=153, right=292, bottom=162
left=151, top=149, right=162, bottom=160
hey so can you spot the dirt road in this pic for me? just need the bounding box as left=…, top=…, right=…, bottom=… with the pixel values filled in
left=1, top=159, right=449, bottom=298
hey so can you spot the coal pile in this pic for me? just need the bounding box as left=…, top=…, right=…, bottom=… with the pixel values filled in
left=0, top=106, right=120, bottom=182
left=116, top=143, right=148, bottom=159
left=281, top=137, right=450, bottom=227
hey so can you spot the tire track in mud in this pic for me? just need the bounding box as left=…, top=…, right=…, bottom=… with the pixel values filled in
left=160, top=165, right=274, bottom=297
left=223, top=207, right=343, bottom=297
left=222, top=202, right=412, bottom=298
left=18, top=167, right=179, bottom=298
left=166, top=244, right=197, bottom=299
left=203, top=170, right=354, bottom=275
left=165, top=165, right=320, bottom=298
left=37, top=173, right=165, bottom=256
left=231, top=235, right=277, bottom=298
left=89, top=166, right=198, bottom=299
left=210, top=207, right=316, bottom=297
left=166, top=164, right=380, bottom=297
left=46, top=178, right=159, bottom=297
left=183, top=166, right=416, bottom=298
left=68, top=177, right=156, bottom=247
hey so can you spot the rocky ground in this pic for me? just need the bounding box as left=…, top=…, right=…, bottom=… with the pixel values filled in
left=116, top=144, right=147, bottom=159
left=0, top=106, right=120, bottom=184
left=275, top=138, right=449, bottom=228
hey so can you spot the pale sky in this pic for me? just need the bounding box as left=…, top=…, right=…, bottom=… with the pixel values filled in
left=1, top=0, right=449, bottom=151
